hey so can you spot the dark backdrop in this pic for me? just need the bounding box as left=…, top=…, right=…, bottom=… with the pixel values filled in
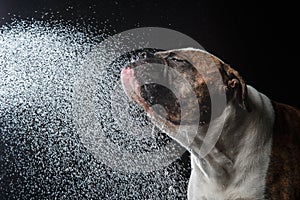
left=0, top=0, right=299, bottom=199
left=1, top=0, right=298, bottom=107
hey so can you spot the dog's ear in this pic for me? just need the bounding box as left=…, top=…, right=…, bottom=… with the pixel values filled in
left=219, top=63, right=251, bottom=112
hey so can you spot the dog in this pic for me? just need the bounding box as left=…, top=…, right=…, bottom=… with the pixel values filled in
left=120, top=48, right=300, bottom=200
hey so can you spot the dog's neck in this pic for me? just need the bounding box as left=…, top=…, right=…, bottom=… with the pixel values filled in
left=188, top=86, right=274, bottom=198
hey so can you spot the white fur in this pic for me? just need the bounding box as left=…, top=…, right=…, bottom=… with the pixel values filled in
left=124, top=47, right=276, bottom=199
left=188, top=86, right=274, bottom=200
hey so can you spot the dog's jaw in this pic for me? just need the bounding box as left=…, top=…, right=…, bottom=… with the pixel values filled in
left=120, top=65, right=187, bottom=146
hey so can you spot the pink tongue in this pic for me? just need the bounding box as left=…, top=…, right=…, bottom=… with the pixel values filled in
left=121, top=67, right=134, bottom=78
left=120, top=67, right=151, bottom=113
left=121, top=68, right=135, bottom=87
left=121, top=67, right=137, bottom=98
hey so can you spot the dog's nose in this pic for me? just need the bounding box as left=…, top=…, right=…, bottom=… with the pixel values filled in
left=138, top=49, right=155, bottom=59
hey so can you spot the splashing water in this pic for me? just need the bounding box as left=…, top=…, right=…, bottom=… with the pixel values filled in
left=0, top=21, right=190, bottom=199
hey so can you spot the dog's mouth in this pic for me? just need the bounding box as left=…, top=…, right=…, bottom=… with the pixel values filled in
left=121, top=53, right=182, bottom=125
left=121, top=49, right=212, bottom=126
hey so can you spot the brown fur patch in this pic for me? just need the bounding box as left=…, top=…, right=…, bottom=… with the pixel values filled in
left=265, top=101, right=300, bottom=199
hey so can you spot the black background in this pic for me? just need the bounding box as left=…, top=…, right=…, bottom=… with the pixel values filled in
left=0, top=0, right=299, bottom=199
left=1, top=0, right=298, bottom=107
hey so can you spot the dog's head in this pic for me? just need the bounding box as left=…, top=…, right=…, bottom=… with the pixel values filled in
left=121, top=48, right=250, bottom=137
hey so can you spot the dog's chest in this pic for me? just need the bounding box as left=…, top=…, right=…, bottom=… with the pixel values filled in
left=188, top=153, right=268, bottom=200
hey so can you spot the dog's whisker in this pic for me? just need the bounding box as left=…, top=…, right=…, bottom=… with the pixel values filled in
left=151, top=124, right=156, bottom=138
left=163, top=65, right=168, bottom=79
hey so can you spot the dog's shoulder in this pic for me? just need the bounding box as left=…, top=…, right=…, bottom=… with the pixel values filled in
left=272, top=101, right=300, bottom=138
left=265, top=101, right=300, bottom=199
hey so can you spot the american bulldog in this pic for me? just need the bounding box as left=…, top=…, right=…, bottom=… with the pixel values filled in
left=120, top=48, right=300, bottom=200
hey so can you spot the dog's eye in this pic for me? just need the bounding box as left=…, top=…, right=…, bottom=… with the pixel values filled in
left=166, top=52, right=187, bottom=63
left=168, top=56, right=185, bottom=63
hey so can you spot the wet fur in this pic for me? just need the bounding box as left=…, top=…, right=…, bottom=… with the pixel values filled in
left=121, top=48, right=300, bottom=199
